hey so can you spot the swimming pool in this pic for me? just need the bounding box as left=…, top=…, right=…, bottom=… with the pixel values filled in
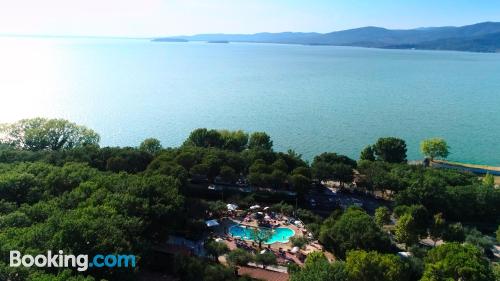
left=229, top=225, right=295, bottom=244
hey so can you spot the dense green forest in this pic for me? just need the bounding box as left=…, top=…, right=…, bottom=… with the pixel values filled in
left=0, top=118, right=498, bottom=281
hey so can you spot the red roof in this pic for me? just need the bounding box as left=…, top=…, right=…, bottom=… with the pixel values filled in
left=238, top=267, right=289, bottom=281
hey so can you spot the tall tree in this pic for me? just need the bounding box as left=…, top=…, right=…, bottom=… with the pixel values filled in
left=289, top=174, right=311, bottom=197
left=0, top=118, right=100, bottom=151
left=139, top=138, right=163, bottom=155
left=254, top=252, right=277, bottom=269
left=184, top=128, right=224, bottom=148
left=204, top=240, right=229, bottom=263
left=345, top=250, right=409, bottom=281
left=219, top=165, right=237, bottom=183
left=311, top=152, right=356, bottom=186
left=465, top=228, right=494, bottom=254
left=219, top=130, right=248, bottom=152
left=248, top=132, right=273, bottom=150
left=429, top=213, right=446, bottom=246
left=420, top=138, right=450, bottom=160
left=313, top=152, right=357, bottom=168
left=319, top=207, right=391, bottom=258
left=359, top=145, right=376, bottom=161
left=226, top=249, right=253, bottom=267
left=482, top=173, right=495, bottom=188
left=373, top=137, right=407, bottom=163
left=421, top=243, right=494, bottom=281
left=442, top=222, right=466, bottom=242
left=395, top=213, right=419, bottom=249
left=374, top=206, right=391, bottom=227
left=290, top=252, right=347, bottom=281
left=250, top=227, right=273, bottom=249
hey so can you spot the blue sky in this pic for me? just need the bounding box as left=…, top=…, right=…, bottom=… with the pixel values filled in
left=1, top=0, right=499, bottom=37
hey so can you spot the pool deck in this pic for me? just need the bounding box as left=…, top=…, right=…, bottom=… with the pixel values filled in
left=228, top=224, right=295, bottom=244
left=215, top=217, right=331, bottom=266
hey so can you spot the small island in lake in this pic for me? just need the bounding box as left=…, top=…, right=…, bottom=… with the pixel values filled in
left=207, top=40, right=229, bottom=43
left=151, top=38, right=188, bottom=42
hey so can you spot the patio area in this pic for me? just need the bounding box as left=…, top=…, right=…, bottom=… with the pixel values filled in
left=209, top=203, right=327, bottom=267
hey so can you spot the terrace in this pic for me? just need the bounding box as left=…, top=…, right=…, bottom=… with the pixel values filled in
left=208, top=203, right=328, bottom=268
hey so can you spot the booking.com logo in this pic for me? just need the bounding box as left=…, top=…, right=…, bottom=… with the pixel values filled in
left=10, top=250, right=136, bottom=272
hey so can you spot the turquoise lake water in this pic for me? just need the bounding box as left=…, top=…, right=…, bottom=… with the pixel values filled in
left=229, top=225, right=295, bottom=244
left=1, top=37, right=499, bottom=164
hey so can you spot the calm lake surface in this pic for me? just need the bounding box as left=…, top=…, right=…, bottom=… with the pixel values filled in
left=1, top=37, right=500, bottom=164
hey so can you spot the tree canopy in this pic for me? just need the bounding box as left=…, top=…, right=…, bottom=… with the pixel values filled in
left=248, top=132, right=273, bottom=150
left=359, top=145, right=375, bottom=161
left=345, top=250, right=409, bottom=281
left=290, top=252, right=347, bottom=281
left=0, top=118, right=100, bottom=151
left=421, top=243, right=494, bottom=281
left=395, top=213, right=419, bottom=249
left=226, top=249, right=253, bottom=267
left=0, top=119, right=497, bottom=281
left=139, top=138, right=163, bottom=155
left=311, top=152, right=356, bottom=184
left=420, top=138, right=449, bottom=160
left=0, top=162, right=184, bottom=280
left=319, top=207, right=391, bottom=258
left=250, top=227, right=273, bottom=248
left=374, top=206, right=391, bottom=227
left=372, top=137, right=407, bottom=163
left=205, top=240, right=229, bottom=263
left=254, top=251, right=277, bottom=269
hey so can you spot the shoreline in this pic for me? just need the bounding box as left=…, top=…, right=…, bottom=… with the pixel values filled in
left=431, top=159, right=500, bottom=176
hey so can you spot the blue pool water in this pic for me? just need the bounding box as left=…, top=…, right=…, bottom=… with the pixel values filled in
left=229, top=225, right=295, bottom=244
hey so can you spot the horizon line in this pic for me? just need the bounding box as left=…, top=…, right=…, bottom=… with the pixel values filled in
left=1, top=20, right=497, bottom=39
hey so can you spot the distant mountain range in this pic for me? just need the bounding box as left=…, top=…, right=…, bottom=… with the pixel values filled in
left=153, top=22, right=500, bottom=52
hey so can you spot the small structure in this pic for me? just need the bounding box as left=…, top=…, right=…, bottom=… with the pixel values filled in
left=492, top=245, right=500, bottom=259
left=290, top=247, right=300, bottom=254
left=419, top=238, right=444, bottom=248
left=227, top=204, right=238, bottom=211
left=205, top=219, right=220, bottom=228
left=238, top=266, right=289, bottom=281
left=397, top=252, right=412, bottom=258
left=250, top=205, right=261, bottom=210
